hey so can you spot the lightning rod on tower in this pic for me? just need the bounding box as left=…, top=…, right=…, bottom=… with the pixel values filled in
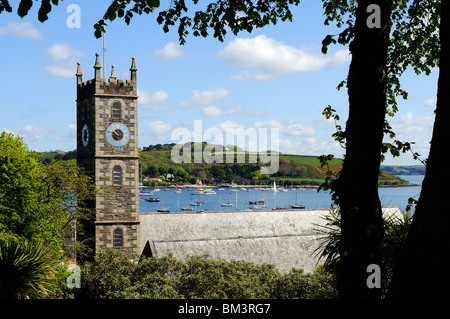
left=102, top=32, right=106, bottom=79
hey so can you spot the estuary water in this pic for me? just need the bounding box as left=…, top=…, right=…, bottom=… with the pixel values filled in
left=139, top=175, right=425, bottom=213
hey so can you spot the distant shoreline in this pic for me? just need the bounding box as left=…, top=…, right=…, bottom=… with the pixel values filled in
left=378, top=183, right=419, bottom=188
left=141, top=183, right=420, bottom=189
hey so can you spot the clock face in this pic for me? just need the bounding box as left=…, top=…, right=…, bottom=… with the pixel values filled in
left=82, top=124, right=89, bottom=147
left=106, top=123, right=129, bottom=147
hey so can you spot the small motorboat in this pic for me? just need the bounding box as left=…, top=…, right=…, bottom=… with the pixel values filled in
left=145, top=197, right=160, bottom=202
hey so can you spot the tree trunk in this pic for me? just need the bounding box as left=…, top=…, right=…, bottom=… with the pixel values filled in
left=389, top=0, right=450, bottom=299
left=334, top=0, right=392, bottom=299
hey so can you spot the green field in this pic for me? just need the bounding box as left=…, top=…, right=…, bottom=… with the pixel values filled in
left=38, top=145, right=410, bottom=186
left=280, top=154, right=343, bottom=166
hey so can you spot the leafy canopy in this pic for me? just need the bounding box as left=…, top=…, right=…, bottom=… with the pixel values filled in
left=0, top=0, right=301, bottom=44
left=320, top=0, right=440, bottom=164
left=0, top=132, right=96, bottom=258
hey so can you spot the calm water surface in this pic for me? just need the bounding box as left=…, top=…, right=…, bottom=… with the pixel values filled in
left=139, top=175, right=425, bottom=213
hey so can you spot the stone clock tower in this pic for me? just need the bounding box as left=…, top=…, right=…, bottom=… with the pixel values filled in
left=76, top=53, right=140, bottom=257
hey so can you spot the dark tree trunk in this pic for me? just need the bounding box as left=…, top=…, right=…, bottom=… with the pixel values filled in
left=389, top=0, right=450, bottom=299
left=334, top=0, right=392, bottom=299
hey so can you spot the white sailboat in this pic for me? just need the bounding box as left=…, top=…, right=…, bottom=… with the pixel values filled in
left=220, top=196, right=233, bottom=207
left=272, top=181, right=278, bottom=192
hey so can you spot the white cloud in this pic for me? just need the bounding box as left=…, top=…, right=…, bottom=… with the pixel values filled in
left=148, top=121, right=172, bottom=143
left=182, top=88, right=229, bottom=108
left=0, top=22, right=43, bottom=39
left=384, top=112, right=434, bottom=163
left=19, top=125, right=46, bottom=141
left=18, top=124, right=73, bottom=142
left=45, top=63, right=76, bottom=78
left=202, top=104, right=243, bottom=117
left=154, top=42, right=184, bottom=60
left=68, top=124, right=76, bottom=139
left=211, top=120, right=247, bottom=133
left=202, top=106, right=227, bottom=117
left=424, top=96, right=436, bottom=109
left=45, top=43, right=83, bottom=78
left=230, top=71, right=275, bottom=82
left=193, top=88, right=229, bottom=107
left=254, top=119, right=315, bottom=137
left=277, top=137, right=342, bottom=156
left=392, top=112, right=433, bottom=136
left=254, top=119, right=283, bottom=130
left=284, top=124, right=315, bottom=137
left=216, top=35, right=350, bottom=81
left=47, top=43, right=82, bottom=62
left=149, top=121, right=172, bottom=134
left=138, top=89, right=170, bottom=110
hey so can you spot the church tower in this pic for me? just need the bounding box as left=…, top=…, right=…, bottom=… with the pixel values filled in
left=76, top=54, right=140, bottom=257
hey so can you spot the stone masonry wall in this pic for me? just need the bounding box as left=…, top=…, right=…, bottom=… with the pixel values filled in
left=77, top=61, right=141, bottom=256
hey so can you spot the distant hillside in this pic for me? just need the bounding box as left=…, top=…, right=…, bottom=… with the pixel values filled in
left=138, top=144, right=409, bottom=186
left=380, top=165, right=425, bottom=176
left=280, top=154, right=343, bottom=166
left=38, top=144, right=410, bottom=187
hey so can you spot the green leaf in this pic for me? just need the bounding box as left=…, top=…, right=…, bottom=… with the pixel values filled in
left=37, top=0, right=52, bottom=22
left=321, top=35, right=336, bottom=54
left=156, top=14, right=164, bottom=25
left=147, top=0, right=160, bottom=10
left=17, top=0, right=33, bottom=18
left=118, top=8, right=125, bottom=18
left=106, top=3, right=118, bottom=22
left=0, top=0, right=13, bottom=13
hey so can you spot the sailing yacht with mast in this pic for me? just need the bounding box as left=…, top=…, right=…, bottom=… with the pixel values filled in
left=290, top=189, right=305, bottom=209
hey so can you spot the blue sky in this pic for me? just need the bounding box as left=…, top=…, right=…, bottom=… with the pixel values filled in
left=0, top=1, right=439, bottom=165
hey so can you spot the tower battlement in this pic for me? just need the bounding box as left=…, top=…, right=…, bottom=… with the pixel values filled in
left=77, top=78, right=136, bottom=88
left=76, top=54, right=137, bottom=101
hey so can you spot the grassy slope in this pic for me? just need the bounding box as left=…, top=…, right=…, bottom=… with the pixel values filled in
left=279, top=154, right=409, bottom=186
left=39, top=149, right=410, bottom=186
left=280, top=154, right=343, bottom=166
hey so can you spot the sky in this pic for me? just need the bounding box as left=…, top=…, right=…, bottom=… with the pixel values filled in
left=0, top=1, right=440, bottom=165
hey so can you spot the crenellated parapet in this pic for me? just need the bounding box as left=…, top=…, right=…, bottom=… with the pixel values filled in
left=76, top=54, right=138, bottom=101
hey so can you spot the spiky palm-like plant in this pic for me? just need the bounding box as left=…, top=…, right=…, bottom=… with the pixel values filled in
left=314, top=208, right=412, bottom=297
left=0, top=237, right=58, bottom=299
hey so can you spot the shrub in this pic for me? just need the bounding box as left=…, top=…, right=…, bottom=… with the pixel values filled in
left=271, top=267, right=337, bottom=299
left=0, top=237, right=59, bottom=299
left=178, top=256, right=280, bottom=299
left=77, top=250, right=337, bottom=299
left=77, top=249, right=138, bottom=299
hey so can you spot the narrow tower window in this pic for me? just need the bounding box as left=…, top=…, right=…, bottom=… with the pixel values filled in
left=113, top=165, right=122, bottom=186
left=113, top=227, right=123, bottom=248
left=112, top=102, right=122, bottom=119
